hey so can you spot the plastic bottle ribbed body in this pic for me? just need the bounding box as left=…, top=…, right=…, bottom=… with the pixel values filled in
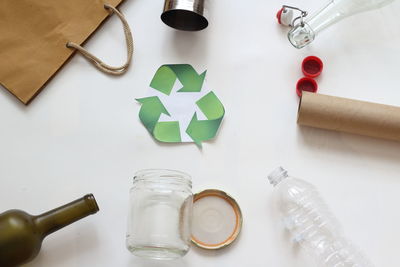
left=269, top=167, right=374, bottom=267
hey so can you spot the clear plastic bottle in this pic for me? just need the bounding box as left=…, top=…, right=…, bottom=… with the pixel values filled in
left=268, top=167, right=375, bottom=267
left=288, top=0, right=396, bottom=48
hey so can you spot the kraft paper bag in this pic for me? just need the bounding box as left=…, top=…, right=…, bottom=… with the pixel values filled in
left=0, top=0, right=133, bottom=105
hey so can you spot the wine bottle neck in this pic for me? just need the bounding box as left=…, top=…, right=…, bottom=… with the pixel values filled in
left=34, top=194, right=99, bottom=237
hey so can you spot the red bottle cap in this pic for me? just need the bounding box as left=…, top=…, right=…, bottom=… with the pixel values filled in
left=296, top=77, right=318, bottom=97
left=302, top=56, right=323, bottom=78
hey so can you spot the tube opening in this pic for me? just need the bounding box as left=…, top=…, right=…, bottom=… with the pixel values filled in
left=161, top=9, right=208, bottom=31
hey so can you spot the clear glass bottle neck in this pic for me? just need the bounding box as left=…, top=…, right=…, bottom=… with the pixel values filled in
left=307, top=0, right=396, bottom=32
left=306, top=1, right=346, bottom=34
left=288, top=0, right=343, bottom=49
left=288, top=0, right=396, bottom=48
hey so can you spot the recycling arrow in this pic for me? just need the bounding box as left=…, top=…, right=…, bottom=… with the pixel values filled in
left=136, top=96, right=181, bottom=142
left=137, top=64, right=224, bottom=146
left=137, top=96, right=170, bottom=132
left=150, top=64, right=206, bottom=94
left=186, top=91, right=225, bottom=146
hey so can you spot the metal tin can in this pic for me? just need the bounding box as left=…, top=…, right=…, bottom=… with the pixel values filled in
left=161, top=0, right=208, bottom=31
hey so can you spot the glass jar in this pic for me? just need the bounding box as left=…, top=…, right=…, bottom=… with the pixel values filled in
left=126, top=169, right=193, bottom=260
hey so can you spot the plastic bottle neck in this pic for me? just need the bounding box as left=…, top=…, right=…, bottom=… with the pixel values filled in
left=268, top=167, right=289, bottom=187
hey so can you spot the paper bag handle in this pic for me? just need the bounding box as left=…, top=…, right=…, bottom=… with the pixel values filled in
left=66, top=3, right=133, bottom=75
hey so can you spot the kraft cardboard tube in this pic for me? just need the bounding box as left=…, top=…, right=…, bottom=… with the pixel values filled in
left=298, top=92, right=400, bottom=142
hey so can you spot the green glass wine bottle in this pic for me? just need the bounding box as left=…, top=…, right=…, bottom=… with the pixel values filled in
left=0, top=194, right=99, bottom=267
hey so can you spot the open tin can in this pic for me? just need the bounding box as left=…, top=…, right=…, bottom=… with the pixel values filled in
left=161, top=0, right=209, bottom=31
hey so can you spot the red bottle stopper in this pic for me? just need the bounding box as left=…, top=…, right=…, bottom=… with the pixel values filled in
left=302, top=56, right=323, bottom=78
left=276, top=7, right=293, bottom=26
left=296, top=77, right=318, bottom=97
left=276, top=8, right=284, bottom=24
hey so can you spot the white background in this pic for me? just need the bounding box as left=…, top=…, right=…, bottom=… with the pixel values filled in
left=1, top=0, right=400, bottom=266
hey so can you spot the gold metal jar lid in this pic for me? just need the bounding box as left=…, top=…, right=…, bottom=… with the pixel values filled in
left=191, top=189, right=243, bottom=250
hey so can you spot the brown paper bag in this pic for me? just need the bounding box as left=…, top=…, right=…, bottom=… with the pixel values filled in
left=0, top=0, right=133, bottom=104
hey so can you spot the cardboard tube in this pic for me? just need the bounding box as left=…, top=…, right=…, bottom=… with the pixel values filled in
left=298, top=92, right=400, bottom=142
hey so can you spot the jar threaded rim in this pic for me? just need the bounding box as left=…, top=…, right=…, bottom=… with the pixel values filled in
left=133, top=169, right=192, bottom=188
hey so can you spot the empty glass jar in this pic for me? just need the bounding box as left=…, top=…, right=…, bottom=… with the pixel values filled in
left=126, top=169, right=193, bottom=260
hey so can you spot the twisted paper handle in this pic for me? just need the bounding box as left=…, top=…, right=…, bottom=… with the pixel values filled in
left=66, top=3, right=133, bottom=75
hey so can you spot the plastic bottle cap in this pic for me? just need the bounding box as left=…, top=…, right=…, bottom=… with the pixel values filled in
left=191, top=189, right=242, bottom=250
left=296, top=77, right=318, bottom=97
left=302, top=56, right=323, bottom=78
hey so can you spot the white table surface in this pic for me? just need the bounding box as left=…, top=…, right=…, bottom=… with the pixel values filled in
left=1, top=0, right=400, bottom=266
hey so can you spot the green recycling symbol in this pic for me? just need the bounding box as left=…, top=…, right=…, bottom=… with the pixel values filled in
left=137, top=64, right=225, bottom=146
